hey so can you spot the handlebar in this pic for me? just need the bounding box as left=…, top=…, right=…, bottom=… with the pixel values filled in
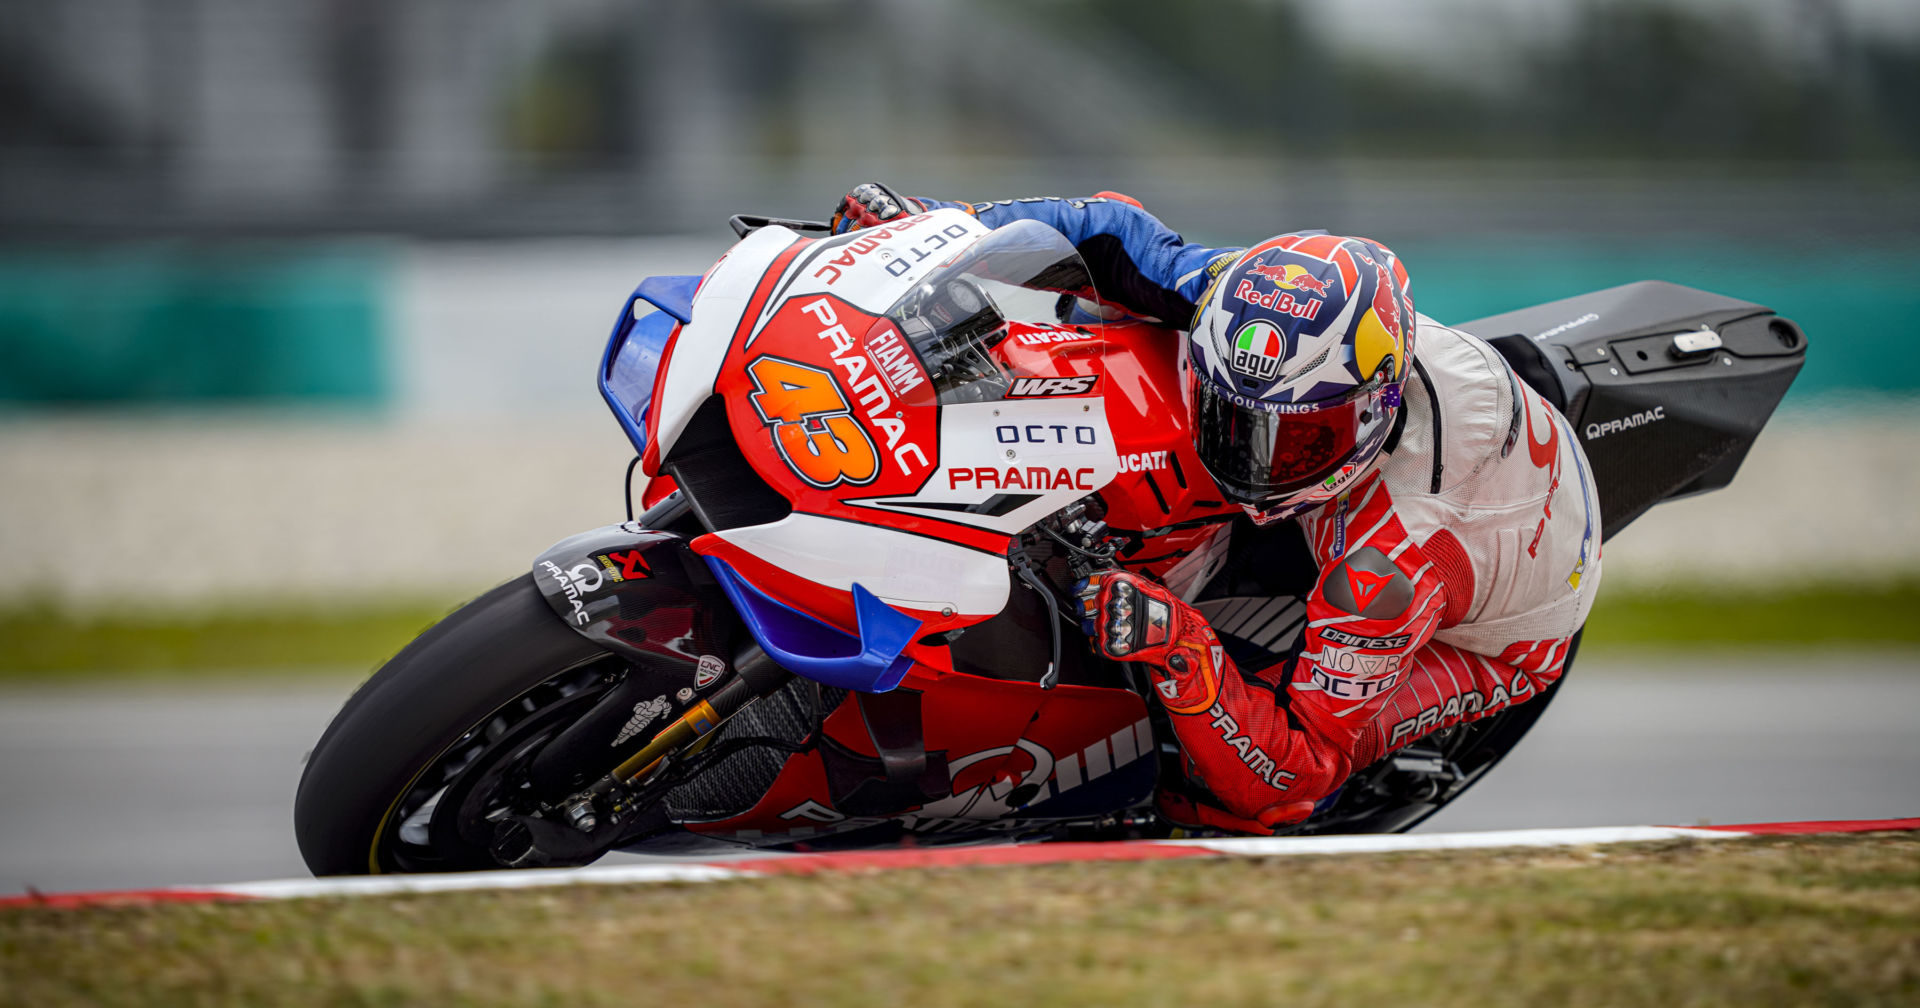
left=729, top=213, right=834, bottom=238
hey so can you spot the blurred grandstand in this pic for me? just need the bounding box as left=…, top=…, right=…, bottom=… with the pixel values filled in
left=5, top=0, right=1917, bottom=240
left=1, top=0, right=1915, bottom=607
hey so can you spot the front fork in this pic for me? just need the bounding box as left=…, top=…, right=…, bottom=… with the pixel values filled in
left=515, top=494, right=929, bottom=865
left=492, top=642, right=794, bottom=868
left=510, top=513, right=796, bottom=866
left=607, top=652, right=782, bottom=785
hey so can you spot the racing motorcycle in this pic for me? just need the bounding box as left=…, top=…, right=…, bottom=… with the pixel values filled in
left=294, top=208, right=1805, bottom=875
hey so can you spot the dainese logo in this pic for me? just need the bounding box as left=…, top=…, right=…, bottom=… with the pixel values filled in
left=747, top=355, right=880, bottom=488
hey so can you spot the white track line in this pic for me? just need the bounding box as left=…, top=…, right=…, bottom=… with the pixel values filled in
left=206, top=863, right=749, bottom=901
left=1159, top=825, right=1733, bottom=857
left=207, top=825, right=1742, bottom=902
left=9, top=819, right=1912, bottom=908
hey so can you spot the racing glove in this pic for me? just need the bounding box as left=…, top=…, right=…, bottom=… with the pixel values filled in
left=1079, top=571, right=1320, bottom=831
left=1075, top=570, right=1223, bottom=716
left=829, top=182, right=926, bottom=234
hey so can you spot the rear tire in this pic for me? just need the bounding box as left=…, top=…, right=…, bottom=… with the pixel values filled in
left=293, top=574, right=614, bottom=875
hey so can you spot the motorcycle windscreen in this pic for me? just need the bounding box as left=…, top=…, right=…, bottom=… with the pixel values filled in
left=873, top=219, right=1112, bottom=404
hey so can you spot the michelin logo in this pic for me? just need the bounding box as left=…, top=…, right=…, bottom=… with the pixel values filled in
left=612, top=695, right=672, bottom=747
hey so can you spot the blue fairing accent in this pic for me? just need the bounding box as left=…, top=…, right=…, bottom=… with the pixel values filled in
left=637, top=274, right=700, bottom=323
left=598, top=274, right=700, bottom=456
left=703, top=555, right=924, bottom=693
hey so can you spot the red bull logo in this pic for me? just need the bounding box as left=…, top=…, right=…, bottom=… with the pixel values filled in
left=1233, top=279, right=1322, bottom=320
left=1245, top=260, right=1291, bottom=286
left=1291, top=272, right=1332, bottom=297
left=1246, top=257, right=1334, bottom=298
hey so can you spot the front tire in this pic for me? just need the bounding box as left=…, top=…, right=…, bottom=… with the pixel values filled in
left=294, top=574, right=617, bottom=875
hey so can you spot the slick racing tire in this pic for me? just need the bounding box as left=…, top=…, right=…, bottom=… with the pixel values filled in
left=294, top=574, right=619, bottom=876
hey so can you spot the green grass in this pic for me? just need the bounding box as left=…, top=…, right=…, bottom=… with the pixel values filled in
left=3, top=833, right=1916, bottom=1007
left=1579, top=577, right=1920, bottom=651
left=0, top=597, right=464, bottom=682
left=1, top=579, right=1915, bottom=682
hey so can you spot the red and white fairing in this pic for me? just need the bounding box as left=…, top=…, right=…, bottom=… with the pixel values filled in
left=645, top=209, right=1145, bottom=633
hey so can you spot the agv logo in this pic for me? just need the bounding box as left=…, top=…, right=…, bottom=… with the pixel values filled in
left=1230, top=321, right=1286, bottom=381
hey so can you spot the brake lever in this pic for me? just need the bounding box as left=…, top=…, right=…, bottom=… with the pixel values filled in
left=1009, top=551, right=1066, bottom=690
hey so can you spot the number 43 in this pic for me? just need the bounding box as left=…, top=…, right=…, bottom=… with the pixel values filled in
left=746, top=356, right=880, bottom=488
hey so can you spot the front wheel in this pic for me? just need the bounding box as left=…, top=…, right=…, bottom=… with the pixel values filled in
left=294, top=575, right=629, bottom=875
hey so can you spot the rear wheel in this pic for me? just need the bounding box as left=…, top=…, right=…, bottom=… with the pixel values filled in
left=294, top=575, right=631, bottom=875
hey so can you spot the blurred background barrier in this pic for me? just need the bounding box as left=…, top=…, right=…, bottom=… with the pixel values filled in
left=3, top=403, right=1916, bottom=615
left=0, top=246, right=387, bottom=406
left=1, top=0, right=1915, bottom=617
left=3, top=236, right=1915, bottom=412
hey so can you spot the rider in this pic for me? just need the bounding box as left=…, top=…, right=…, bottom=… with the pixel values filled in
left=831, top=184, right=1603, bottom=834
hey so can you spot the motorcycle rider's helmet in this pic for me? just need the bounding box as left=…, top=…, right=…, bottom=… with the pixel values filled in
left=1185, top=233, right=1415, bottom=524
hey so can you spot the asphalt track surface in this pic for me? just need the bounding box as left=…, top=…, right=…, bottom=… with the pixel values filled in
left=3, top=656, right=1916, bottom=896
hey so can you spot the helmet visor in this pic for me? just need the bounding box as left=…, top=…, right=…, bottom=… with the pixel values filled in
left=1189, top=368, right=1390, bottom=504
